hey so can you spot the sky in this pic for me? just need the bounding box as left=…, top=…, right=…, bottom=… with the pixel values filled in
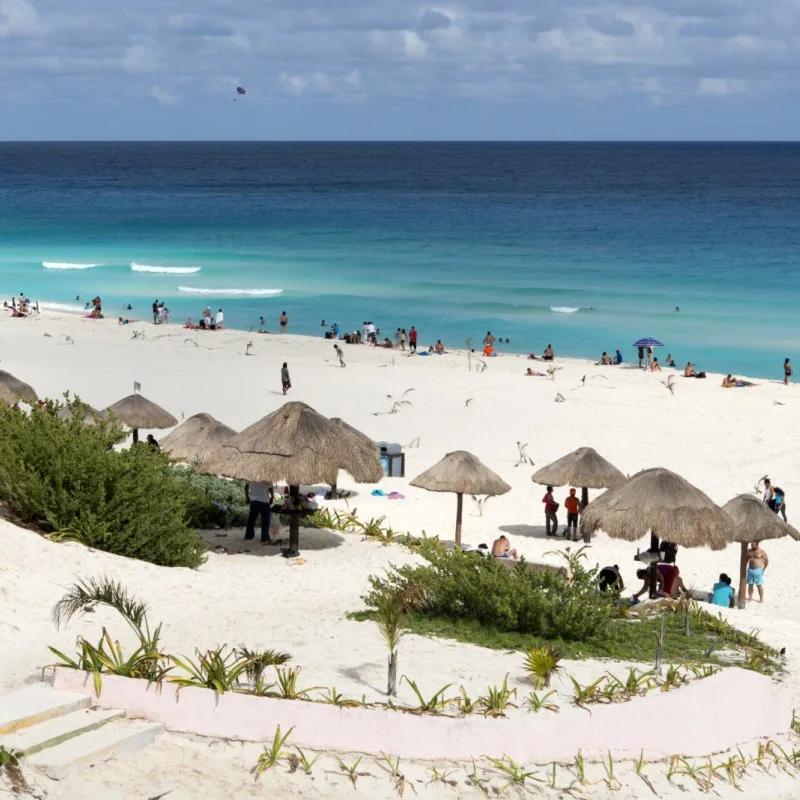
left=1, top=0, right=798, bottom=140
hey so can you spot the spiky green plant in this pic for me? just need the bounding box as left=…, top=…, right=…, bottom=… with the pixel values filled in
left=484, top=755, right=544, bottom=789
left=272, top=666, right=319, bottom=700
left=402, top=677, right=456, bottom=715
left=478, top=674, right=518, bottom=717
left=294, top=747, right=320, bottom=776
left=336, top=756, right=365, bottom=787
left=523, top=647, right=563, bottom=689
left=169, top=646, right=252, bottom=693
left=254, top=725, right=294, bottom=776
left=525, top=690, right=560, bottom=714
left=233, top=645, right=291, bottom=685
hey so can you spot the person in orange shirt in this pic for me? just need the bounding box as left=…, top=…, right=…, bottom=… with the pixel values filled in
left=563, top=488, right=581, bottom=541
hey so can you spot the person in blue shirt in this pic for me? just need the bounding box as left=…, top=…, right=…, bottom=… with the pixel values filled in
left=711, top=573, right=735, bottom=608
left=614, top=349, right=623, bottom=365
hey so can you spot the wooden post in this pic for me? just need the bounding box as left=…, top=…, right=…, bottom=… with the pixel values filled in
left=455, top=493, right=463, bottom=548
left=132, top=428, right=139, bottom=444
left=288, top=484, right=300, bottom=554
left=649, top=532, right=660, bottom=599
left=387, top=650, right=398, bottom=697
left=329, top=482, right=338, bottom=500
left=581, top=486, right=590, bottom=542
left=738, top=541, right=748, bottom=609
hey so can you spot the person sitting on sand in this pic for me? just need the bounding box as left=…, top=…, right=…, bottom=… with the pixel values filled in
left=711, top=573, right=735, bottom=608
left=650, top=357, right=662, bottom=372
left=722, top=374, right=756, bottom=388
left=665, top=353, right=676, bottom=367
left=543, top=344, right=554, bottom=361
left=614, top=349, right=623, bottom=364
left=684, top=362, right=698, bottom=377
left=434, top=340, right=445, bottom=354
left=491, top=535, right=517, bottom=559
left=483, top=344, right=497, bottom=357
left=657, top=563, right=690, bottom=598
left=600, top=352, right=611, bottom=365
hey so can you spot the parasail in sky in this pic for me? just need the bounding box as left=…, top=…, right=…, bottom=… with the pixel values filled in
left=236, top=86, right=246, bottom=95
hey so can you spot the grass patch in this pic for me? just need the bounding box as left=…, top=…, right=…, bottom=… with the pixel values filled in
left=349, top=608, right=779, bottom=669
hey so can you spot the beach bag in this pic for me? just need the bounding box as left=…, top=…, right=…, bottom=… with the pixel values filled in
left=552, top=502, right=560, bottom=513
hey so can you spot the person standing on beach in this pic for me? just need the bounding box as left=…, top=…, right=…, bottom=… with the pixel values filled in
left=409, top=326, right=418, bottom=352
left=542, top=485, right=559, bottom=536
left=152, top=299, right=159, bottom=324
left=279, top=311, right=288, bottom=333
left=334, top=343, right=346, bottom=367
left=399, top=328, right=407, bottom=351
left=563, top=488, right=580, bottom=541
left=281, top=362, right=291, bottom=395
left=215, top=308, right=224, bottom=329
left=483, top=331, right=495, bottom=347
left=784, top=358, right=792, bottom=385
left=746, top=541, right=769, bottom=603
left=638, top=346, right=645, bottom=368
left=244, top=481, right=273, bottom=544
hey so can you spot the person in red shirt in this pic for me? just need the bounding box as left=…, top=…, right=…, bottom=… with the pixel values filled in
left=542, top=486, right=558, bottom=536
left=563, top=487, right=581, bottom=541
left=409, top=326, right=418, bottom=352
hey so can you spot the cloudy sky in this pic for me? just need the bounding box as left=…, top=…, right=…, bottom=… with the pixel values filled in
left=1, top=0, right=798, bottom=139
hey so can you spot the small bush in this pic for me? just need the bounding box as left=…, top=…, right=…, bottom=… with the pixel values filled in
left=177, top=468, right=248, bottom=529
left=363, top=544, right=615, bottom=642
left=0, top=399, right=205, bottom=568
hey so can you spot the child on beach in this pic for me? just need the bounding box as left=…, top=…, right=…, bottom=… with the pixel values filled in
left=334, top=344, right=346, bottom=367
left=281, top=362, right=291, bottom=395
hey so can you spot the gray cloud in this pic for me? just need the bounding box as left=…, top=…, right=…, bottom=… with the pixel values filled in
left=1, top=0, right=798, bottom=120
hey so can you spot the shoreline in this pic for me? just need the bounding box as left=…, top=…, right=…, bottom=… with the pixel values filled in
left=4, top=304, right=787, bottom=390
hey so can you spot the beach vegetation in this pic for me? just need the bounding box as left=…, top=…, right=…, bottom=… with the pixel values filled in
left=525, top=690, right=560, bottom=713
left=484, top=755, right=544, bottom=789
left=294, top=747, right=320, bottom=776
left=523, top=646, right=563, bottom=689
left=0, top=399, right=205, bottom=568
left=401, top=677, right=456, bottom=715
left=426, top=765, right=457, bottom=786
left=317, top=687, right=361, bottom=707
left=178, top=468, right=249, bottom=530
left=169, top=646, right=254, bottom=693
left=477, top=674, right=517, bottom=717
left=272, top=666, right=319, bottom=700
left=0, top=744, right=27, bottom=795
left=233, top=645, right=291, bottom=685
left=254, top=725, right=294, bottom=777
left=336, top=755, right=365, bottom=787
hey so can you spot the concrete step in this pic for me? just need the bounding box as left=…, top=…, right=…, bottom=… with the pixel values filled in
left=0, top=683, right=91, bottom=736
left=5, top=708, right=125, bottom=756
left=27, top=719, right=164, bottom=779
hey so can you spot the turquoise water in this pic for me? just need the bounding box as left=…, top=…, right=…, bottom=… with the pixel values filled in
left=1, top=142, right=799, bottom=378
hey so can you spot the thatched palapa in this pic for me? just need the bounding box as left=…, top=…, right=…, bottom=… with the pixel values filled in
left=105, top=393, right=178, bottom=443
left=161, top=413, right=237, bottom=464
left=410, top=450, right=511, bottom=546
left=56, top=403, right=106, bottom=427
left=723, top=494, right=800, bottom=609
left=205, top=402, right=383, bottom=554
left=580, top=467, right=734, bottom=551
left=0, top=370, right=38, bottom=405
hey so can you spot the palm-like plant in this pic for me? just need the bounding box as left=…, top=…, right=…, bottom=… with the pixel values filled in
left=169, top=646, right=253, bottom=693
left=523, top=647, right=563, bottom=689
left=233, top=645, right=291, bottom=685
left=374, top=592, right=407, bottom=697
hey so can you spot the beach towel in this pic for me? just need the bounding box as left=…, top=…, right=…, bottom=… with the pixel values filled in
left=387, top=492, right=405, bottom=500
left=371, top=489, right=386, bottom=496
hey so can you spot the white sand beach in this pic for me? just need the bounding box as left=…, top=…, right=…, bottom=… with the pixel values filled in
left=2, top=309, right=800, bottom=799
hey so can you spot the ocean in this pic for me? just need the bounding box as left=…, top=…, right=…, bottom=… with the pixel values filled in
left=1, top=142, right=799, bottom=379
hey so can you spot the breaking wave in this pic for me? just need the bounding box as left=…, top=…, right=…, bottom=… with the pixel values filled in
left=177, top=286, right=283, bottom=296
left=131, top=263, right=202, bottom=274
left=42, top=262, right=100, bottom=270
left=38, top=302, right=86, bottom=313
left=550, top=306, right=580, bottom=314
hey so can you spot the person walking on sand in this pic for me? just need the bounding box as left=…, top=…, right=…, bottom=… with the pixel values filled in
left=746, top=541, right=769, bottom=603
left=784, top=358, right=792, bottom=385
left=543, top=485, right=559, bottom=536
left=281, top=362, right=291, bottom=395
left=409, top=326, right=418, bottom=352
left=244, top=481, right=274, bottom=544
left=334, top=343, right=346, bottom=367
left=399, top=328, right=407, bottom=351
left=279, top=311, right=288, bottom=333
left=483, top=331, right=495, bottom=347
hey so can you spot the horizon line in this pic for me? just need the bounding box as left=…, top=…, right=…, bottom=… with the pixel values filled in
left=1, top=138, right=800, bottom=145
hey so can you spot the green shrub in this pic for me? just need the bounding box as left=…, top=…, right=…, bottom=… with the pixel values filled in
left=176, top=468, right=249, bottom=529
left=0, top=399, right=205, bottom=568
left=363, top=545, right=615, bottom=642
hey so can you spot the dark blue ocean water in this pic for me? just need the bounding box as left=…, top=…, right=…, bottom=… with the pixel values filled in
left=1, top=142, right=799, bottom=377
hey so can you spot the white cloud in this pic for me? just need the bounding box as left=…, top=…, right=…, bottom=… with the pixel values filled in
left=402, top=30, right=428, bottom=58
left=696, top=77, right=747, bottom=96
left=0, top=0, right=38, bottom=36
left=122, top=43, right=158, bottom=74
left=149, top=84, right=178, bottom=105
left=279, top=69, right=364, bottom=99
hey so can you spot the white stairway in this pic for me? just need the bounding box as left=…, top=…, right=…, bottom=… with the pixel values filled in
left=0, top=683, right=163, bottom=779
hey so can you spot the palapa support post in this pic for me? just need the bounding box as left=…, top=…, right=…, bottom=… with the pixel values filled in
left=288, top=484, right=301, bottom=554
left=455, top=492, right=463, bottom=548
left=580, top=486, right=589, bottom=511
left=132, top=428, right=139, bottom=444
left=329, top=482, right=339, bottom=500
left=649, top=531, right=660, bottom=600
left=738, top=541, right=748, bottom=610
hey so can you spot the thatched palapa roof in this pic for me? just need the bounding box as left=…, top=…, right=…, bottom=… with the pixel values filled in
left=56, top=403, right=106, bottom=427
left=0, top=370, right=38, bottom=405
left=410, top=450, right=511, bottom=497
left=205, top=401, right=383, bottom=486
left=580, top=467, right=734, bottom=550
left=722, top=494, right=800, bottom=543
left=532, top=446, right=626, bottom=489
left=105, top=394, right=178, bottom=430
left=161, top=413, right=237, bottom=463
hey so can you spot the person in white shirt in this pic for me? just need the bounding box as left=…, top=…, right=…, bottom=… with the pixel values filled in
left=245, top=481, right=273, bottom=543
left=215, top=308, right=224, bottom=329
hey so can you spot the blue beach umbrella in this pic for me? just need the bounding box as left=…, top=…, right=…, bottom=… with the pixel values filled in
left=633, top=337, right=663, bottom=348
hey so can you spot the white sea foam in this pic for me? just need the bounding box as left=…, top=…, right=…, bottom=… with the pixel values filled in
left=177, top=287, right=283, bottom=296
left=131, top=263, right=202, bottom=274
left=550, top=306, right=580, bottom=314
left=42, top=262, right=100, bottom=270
left=38, top=302, right=87, bottom=314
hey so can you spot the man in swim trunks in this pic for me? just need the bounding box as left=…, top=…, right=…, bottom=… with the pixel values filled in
left=784, top=357, right=792, bottom=386
left=491, top=535, right=517, bottom=559
left=746, top=541, right=768, bottom=603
